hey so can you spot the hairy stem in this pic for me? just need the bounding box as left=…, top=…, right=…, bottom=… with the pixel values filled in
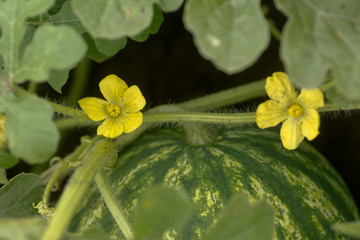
left=41, top=137, right=117, bottom=240
left=144, top=111, right=256, bottom=124
left=49, top=101, right=88, bottom=119
left=95, top=170, right=134, bottom=240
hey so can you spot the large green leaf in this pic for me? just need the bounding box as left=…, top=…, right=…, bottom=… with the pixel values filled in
left=130, top=5, right=164, bottom=42
left=71, top=0, right=184, bottom=40
left=95, top=38, right=127, bottom=57
left=154, top=0, right=184, bottom=12
left=203, top=193, right=274, bottom=240
left=0, top=217, right=46, bottom=240
left=47, top=1, right=87, bottom=33
left=47, top=68, right=72, bottom=93
left=0, top=0, right=55, bottom=78
left=0, top=173, right=45, bottom=217
left=275, top=0, right=360, bottom=104
left=0, top=168, right=7, bottom=185
left=12, top=24, right=86, bottom=84
left=0, top=0, right=86, bottom=85
left=326, top=86, right=360, bottom=108
left=71, top=0, right=153, bottom=39
left=133, top=187, right=192, bottom=240
left=0, top=151, right=19, bottom=169
left=183, top=0, right=270, bottom=74
left=43, top=1, right=87, bottom=93
left=3, top=93, right=60, bottom=164
left=332, top=221, right=360, bottom=238
left=67, top=227, right=113, bottom=240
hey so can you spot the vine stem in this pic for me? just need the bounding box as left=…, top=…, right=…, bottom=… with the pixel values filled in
left=54, top=102, right=359, bottom=131
left=41, top=137, right=117, bottom=240
left=49, top=101, right=88, bottom=119
left=144, top=111, right=255, bottom=124
left=95, top=170, right=134, bottom=240
left=67, top=57, right=91, bottom=105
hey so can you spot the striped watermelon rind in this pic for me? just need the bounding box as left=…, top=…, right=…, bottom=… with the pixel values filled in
left=71, top=126, right=359, bottom=239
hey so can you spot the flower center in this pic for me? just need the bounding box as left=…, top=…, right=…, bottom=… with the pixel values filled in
left=288, top=104, right=303, bottom=118
left=106, top=104, right=121, bottom=118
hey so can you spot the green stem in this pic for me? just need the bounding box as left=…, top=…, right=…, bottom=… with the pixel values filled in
left=318, top=103, right=357, bottom=112
left=27, top=81, right=38, bottom=93
left=144, top=112, right=256, bottom=124
left=55, top=117, right=94, bottom=129
left=12, top=85, right=88, bottom=119
left=41, top=137, right=117, bottom=240
left=49, top=101, right=88, bottom=119
left=95, top=170, right=134, bottom=240
left=55, top=101, right=360, bottom=131
left=267, top=19, right=282, bottom=42
left=67, top=57, right=91, bottom=105
left=40, top=136, right=93, bottom=183
left=42, top=162, right=67, bottom=204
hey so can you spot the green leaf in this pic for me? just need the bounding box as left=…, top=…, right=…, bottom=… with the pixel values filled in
left=49, top=0, right=70, bottom=15
left=0, top=173, right=45, bottom=217
left=66, top=227, right=113, bottom=240
left=0, top=0, right=55, bottom=78
left=83, top=33, right=127, bottom=62
left=95, top=38, right=127, bottom=56
left=41, top=1, right=87, bottom=92
left=203, top=193, right=275, bottom=240
left=332, top=221, right=360, bottom=238
left=326, top=86, right=360, bottom=108
left=3, top=93, right=60, bottom=164
left=47, top=69, right=71, bottom=93
left=71, top=0, right=153, bottom=39
left=13, top=24, right=86, bottom=84
left=183, top=0, right=270, bottom=74
left=71, top=0, right=180, bottom=40
left=153, top=0, right=184, bottom=12
left=131, top=5, right=164, bottom=42
left=84, top=33, right=113, bottom=63
left=47, top=1, right=87, bottom=34
left=0, top=217, right=46, bottom=240
left=0, top=151, right=19, bottom=169
left=0, top=168, right=7, bottom=185
left=133, top=187, right=192, bottom=240
left=275, top=0, right=360, bottom=102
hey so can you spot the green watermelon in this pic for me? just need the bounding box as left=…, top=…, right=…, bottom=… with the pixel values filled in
left=71, top=126, right=359, bottom=239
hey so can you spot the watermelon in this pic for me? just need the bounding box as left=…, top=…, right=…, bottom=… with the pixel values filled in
left=71, top=126, right=359, bottom=239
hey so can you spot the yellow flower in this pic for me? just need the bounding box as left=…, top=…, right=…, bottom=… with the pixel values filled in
left=78, top=74, right=146, bottom=138
left=256, top=72, right=324, bottom=150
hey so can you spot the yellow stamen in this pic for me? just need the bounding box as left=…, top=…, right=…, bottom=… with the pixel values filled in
left=106, top=104, right=121, bottom=118
left=288, top=104, right=303, bottom=118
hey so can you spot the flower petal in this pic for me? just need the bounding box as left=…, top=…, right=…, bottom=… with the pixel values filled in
left=99, top=74, right=128, bottom=103
left=123, top=86, right=146, bottom=112
left=301, top=108, right=320, bottom=141
left=280, top=118, right=304, bottom=150
left=122, top=112, right=143, bottom=133
left=97, top=117, right=124, bottom=138
left=256, top=100, right=288, bottom=129
left=78, top=97, right=107, bottom=121
left=265, top=72, right=297, bottom=104
left=297, top=88, right=324, bottom=109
